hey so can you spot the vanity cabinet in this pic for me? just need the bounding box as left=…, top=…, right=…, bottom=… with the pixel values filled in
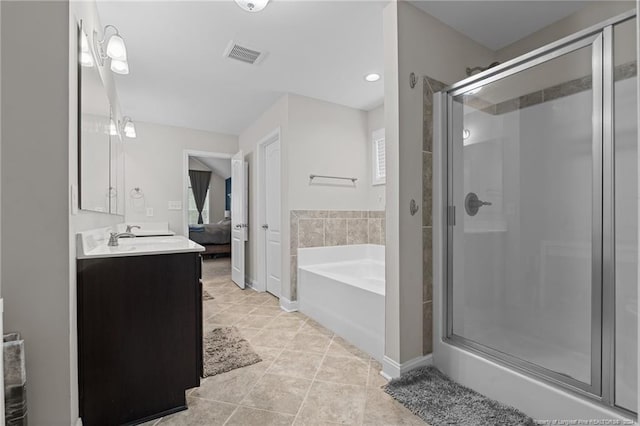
left=77, top=252, right=203, bottom=426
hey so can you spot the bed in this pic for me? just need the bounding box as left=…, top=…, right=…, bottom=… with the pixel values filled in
left=188, top=219, right=232, bottom=256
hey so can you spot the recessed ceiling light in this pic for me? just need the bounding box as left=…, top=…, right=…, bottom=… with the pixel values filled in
left=365, top=73, right=381, bottom=82
left=234, top=0, right=270, bottom=12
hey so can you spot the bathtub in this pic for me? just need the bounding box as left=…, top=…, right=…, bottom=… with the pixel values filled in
left=297, top=244, right=384, bottom=361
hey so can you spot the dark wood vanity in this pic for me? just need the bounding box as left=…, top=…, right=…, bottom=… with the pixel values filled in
left=77, top=251, right=203, bottom=425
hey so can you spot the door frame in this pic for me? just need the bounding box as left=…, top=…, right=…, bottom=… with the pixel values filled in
left=182, top=149, right=233, bottom=238
left=437, top=9, right=636, bottom=416
left=256, top=128, right=282, bottom=295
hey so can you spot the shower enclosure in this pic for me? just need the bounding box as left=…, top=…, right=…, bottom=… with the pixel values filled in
left=436, top=11, right=637, bottom=415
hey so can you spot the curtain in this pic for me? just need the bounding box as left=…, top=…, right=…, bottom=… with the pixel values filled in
left=189, top=170, right=211, bottom=224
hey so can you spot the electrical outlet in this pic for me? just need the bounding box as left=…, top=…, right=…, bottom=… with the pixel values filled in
left=146, top=207, right=154, bottom=217
left=168, top=201, right=182, bottom=210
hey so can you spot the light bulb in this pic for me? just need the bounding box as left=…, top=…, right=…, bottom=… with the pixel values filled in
left=106, top=34, right=127, bottom=61
left=124, top=121, right=137, bottom=138
left=110, top=59, right=129, bottom=75
left=234, top=0, right=270, bottom=12
left=364, top=73, right=381, bottom=82
left=80, top=52, right=94, bottom=67
left=79, top=30, right=94, bottom=67
left=463, top=129, right=471, bottom=140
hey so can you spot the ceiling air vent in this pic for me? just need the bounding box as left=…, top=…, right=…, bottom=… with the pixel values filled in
left=224, top=40, right=266, bottom=65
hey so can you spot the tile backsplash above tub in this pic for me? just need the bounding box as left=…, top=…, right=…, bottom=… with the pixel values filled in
left=290, top=210, right=385, bottom=300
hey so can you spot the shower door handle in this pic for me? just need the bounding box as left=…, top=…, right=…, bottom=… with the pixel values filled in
left=465, top=192, right=492, bottom=216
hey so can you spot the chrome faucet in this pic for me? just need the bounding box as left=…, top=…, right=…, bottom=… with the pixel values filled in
left=108, top=232, right=136, bottom=247
left=126, top=225, right=141, bottom=233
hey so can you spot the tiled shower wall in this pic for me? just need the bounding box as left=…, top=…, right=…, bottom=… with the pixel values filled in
left=423, top=77, right=447, bottom=355
left=289, top=210, right=386, bottom=300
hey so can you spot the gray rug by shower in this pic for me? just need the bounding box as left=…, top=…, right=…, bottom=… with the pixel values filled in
left=203, top=326, right=261, bottom=377
left=203, top=290, right=214, bottom=301
left=385, top=366, right=534, bottom=426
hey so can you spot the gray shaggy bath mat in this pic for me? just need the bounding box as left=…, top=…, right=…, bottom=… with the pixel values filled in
left=203, top=326, right=261, bottom=377
left=385, top=366, right=534, bottom=426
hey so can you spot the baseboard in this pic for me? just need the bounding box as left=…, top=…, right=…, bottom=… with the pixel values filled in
left=280, top=297, right=299, bottom=312
left=245, top=279, right=259, bottom=291
left=382, top=353, right=433, bottom=379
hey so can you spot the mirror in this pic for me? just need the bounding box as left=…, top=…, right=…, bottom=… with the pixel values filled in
left=78, top=22, right=125, bottom=215
left=110, top=126, right=125, bottom=215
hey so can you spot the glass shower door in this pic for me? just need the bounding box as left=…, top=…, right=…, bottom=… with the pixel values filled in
left=447, top=35, right=602, bottom=392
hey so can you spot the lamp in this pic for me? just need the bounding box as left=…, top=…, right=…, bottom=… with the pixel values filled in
left=94, top=25, right=130, bottom=74
left=122, top=116, right=137, bottom=138
left=234, top=0, right=270, bottom=12
left=79, top=29, right=94, bottom=67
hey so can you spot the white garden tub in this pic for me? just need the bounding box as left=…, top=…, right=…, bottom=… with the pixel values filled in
left=298, top=244, right=384, bottom=361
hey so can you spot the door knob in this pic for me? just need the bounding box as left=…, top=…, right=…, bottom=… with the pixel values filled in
left=262, top=224, right=269, bottom=229
left=465, top=192, right=492, bottom=216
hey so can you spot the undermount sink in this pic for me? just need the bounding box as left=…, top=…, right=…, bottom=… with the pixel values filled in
left=77, top=231, right=204, bottom=259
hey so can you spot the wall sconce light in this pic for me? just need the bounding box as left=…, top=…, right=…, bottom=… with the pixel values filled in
left=94, top=25, right=130, bottom=75
left=122, top=116, right=137, bottom=138
left=234, top=0, right=270, bottom=12
left=79, top=28, right=94, bottom=67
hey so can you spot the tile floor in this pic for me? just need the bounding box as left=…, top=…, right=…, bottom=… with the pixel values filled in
left=149, top=257, right=425, bottom=426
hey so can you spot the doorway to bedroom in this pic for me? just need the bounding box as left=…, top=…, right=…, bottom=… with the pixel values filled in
left=185, top=151, right=234, bottom=261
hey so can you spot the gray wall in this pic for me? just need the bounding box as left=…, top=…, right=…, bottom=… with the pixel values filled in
left=2, top=2, right=72, bottom=424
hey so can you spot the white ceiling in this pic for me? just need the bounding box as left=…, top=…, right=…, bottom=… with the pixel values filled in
left=193, top=156, right=232, bottom=179
left=97, top=0, right=596, bottom=137
left=96, top=0, right=387, bottom=136
left=410, top=1, right=589, bottom=50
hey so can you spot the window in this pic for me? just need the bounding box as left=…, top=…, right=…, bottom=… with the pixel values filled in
left=188, top=186, right=210, bottom=224
left=372, top=128, right=386, bottom=185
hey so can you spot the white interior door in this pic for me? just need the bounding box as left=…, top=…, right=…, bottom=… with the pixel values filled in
left=231, top=151, right=248, bottom=288
left=265, top=139, right=282, bottom=297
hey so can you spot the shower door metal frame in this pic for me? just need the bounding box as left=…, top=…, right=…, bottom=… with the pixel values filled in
left=439, top=9, right=636, bottom=414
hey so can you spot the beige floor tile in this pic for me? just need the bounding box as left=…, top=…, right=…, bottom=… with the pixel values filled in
left=268, top=350, right=324, bottom=379
left=241, top=373, right=312, bottom=414
left=206, top=311, right=245, bottom=326
left=235, top=314, right=275, bottom=329
left=367, top=360, right=388, bottom=388
left=226, top=406, right=295, bottom=426
left=265, top=316, right=306, bottom=332
left=158, top=397, right=236, bottom=425
left=292, top=418, right=342, bottom=426
left=252, top=346, right=284, bottom=366
left=252, top=306, right=284, bottom=317
left=215, top=292, right=251, bottom=304
left=296, top=381, right=367, bottom=425
left=362, top=388, right=426, bottom=425
left=316, top=355, right=369, bottom=386
left=285, top=332, right=332, bottom=354
left=261, top=296, right=282, bottom=307
left=326, top=336, right=370, bottom=360
left=190, top=363, right=268, bottom=404
left=249, top=328, right=297, bottom=348
left=299, top=320, right=333, bottom=337
left=203, top=301, right=234, bottom=318
left=225, top=304, right=260, bottom=316
left=238, top=328, right=262, bottom=339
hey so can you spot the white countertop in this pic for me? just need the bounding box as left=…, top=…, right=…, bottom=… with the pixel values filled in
left=77, top=231, right=204, bottom=260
